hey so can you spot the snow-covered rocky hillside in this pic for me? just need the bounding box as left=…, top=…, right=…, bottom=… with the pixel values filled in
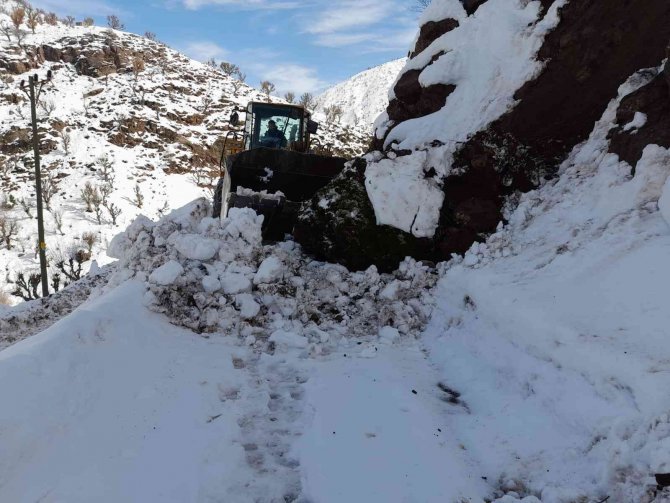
left=0, top=0, right=368, bottom=303
left=314, top=58, right=406, bottom=130
left=2, top=0, right=670, bottom=502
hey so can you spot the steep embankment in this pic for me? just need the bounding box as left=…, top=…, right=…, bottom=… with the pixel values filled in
left=314, top=58, right=406, bottom=130
left=296, top=0, right=670, bottom=271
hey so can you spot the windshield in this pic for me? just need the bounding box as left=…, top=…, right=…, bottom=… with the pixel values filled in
left=250, top=105, right=303, bottom=149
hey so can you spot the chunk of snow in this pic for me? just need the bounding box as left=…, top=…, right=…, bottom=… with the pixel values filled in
left=220, top=273, right=252, bottom=295
left=171, top=234, right=220, bottom=261
left=149, top=260, right=183, bottom=286
left=622, top=111, right=647, bottom=132
left=253, top=256, right=283, bottom=285
left=269, top=329, right=309, bottom=349
left=379, top=326, right=400, bottom=343
left=201, top=275, right=221, bottom=293
left=234, top=294, right=260, bottom=319
left=365, top=152, right=445, bottom=237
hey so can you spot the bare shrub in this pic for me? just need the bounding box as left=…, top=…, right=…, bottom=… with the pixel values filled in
left=132, top=57, right=145, bottom=82
left=92, top=191, right=104, bottom=224
left=41, top=169, right=58, bottom=211
left=299, top=92, right=315, bottom=111
left=54, top=247, right=90, bottom=283
left=10, top=7, right=25, bottom=29
left=0, top=22, right=12, bottom=42
left=26, top=8, right=39, bottom=33
left=63, top=15, right=75, bottom=28
left=81, top=182, right=99, bottom=212
left=132, top=184, right=144, bottom=208
left=96, top=155, right=114, bottom=183
left=99, top=181, right=113, bottom=204
left=145, top=31, right=157, bottom=41
left=104, top=201, right=121, bottom=225
left=59, top=128, right=72, bottom=154
left=106, top=15, right=124, bottom=30
left=0, top=213, right=19, bottom=249
left=18, top=197, right=32, bottom=217
left=44, top=12, right=58, bottom=25
left=157, top=200, right=170, bottom=217
left=39, top=98, right=56, bottom=117
left=82, top=17, right=94, bottom=27
left=191, top=166, right=217, bottom=196
left=260, top=80, right=275, bottom=101
left=284, top=91, right=295, bottom=103
left=12, top=272, right=41, bottom=301
left=81, top=232, right=98, bottom=253
left=219, top=62, right=240, bottom=76
left=52, top=208, right=64, bottom=235
left=200, top=95, right=213, bottom=114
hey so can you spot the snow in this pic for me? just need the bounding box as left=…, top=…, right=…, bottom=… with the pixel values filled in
left=148, top=260, right=183, bottom=286
left=314, top=58, right=407, bottom=130
left=269, top=329, right=308, bottom=349
left=420, top=67, right=670, bottom=502
left=659, top=176, right=670, bottom=227
left=297, top=347, right=488, bottom=502
left=253, top=255, right=283, bottom=285
left=0, top=281, right=250, bottom=503
left=2, top=3, right=670, bottom=503
left=365, top=149, right=447, bottom=236
left=623, top=111, right=648, bottom=132
left=171, top=233, right=220, bottom=261
left=367, top=0, right=568, bottom=238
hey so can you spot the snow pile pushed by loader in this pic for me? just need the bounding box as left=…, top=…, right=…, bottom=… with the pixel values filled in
left=108, top=199, right=437, bottom=346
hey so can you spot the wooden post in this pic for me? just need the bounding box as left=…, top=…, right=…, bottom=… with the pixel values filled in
left=28, top=75, right=49, bottom=297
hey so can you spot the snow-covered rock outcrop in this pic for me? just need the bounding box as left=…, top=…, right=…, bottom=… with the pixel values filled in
left=296, top=0, right=670, bottom=271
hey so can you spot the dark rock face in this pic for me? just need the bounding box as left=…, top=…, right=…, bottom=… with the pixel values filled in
left=294, top=158, right=435, bottom=272
left=387, top=67, right=455, bottom=124
left=502, top=0, right=670, bottom=164
left=0, top=34, right=160, bottom=77
left=608, top=68, right=670, bottom=171
left=460, top=0, right=488, bottom=15
left=410, top=18, right=459, bottom=58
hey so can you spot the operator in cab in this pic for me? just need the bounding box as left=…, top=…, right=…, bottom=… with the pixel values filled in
left=263, top=120, right=287, bottom=148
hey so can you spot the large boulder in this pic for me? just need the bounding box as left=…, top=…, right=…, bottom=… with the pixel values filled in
left=294, top=158, right=435, bottom=272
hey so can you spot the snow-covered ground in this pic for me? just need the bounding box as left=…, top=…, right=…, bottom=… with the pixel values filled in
left=2, top=66, right=670, bottom=499
left=314, top=58, right=406, bottom=130
left=2, top=2, right=670, bottom=502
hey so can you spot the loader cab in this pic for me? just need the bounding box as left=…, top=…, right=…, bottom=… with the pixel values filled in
left=243, top=102, right=316, bottom=152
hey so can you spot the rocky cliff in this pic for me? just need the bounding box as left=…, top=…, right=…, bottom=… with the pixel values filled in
left=296, top=0, right=670, bottom=271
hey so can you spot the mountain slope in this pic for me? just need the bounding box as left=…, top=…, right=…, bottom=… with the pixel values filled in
left=0, top=3, right=368, bottom=303
left=314, top=58, right=406, bottom=130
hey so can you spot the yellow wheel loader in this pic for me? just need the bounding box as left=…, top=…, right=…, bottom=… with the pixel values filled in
left=213, top=102, right=347, bottom=239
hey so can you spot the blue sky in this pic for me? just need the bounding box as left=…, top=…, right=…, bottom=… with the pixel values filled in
left=30, top=0, right=419, bottom=95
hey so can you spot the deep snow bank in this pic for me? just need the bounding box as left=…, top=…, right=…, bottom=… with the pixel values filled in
left=425, top=66, right=670, bottom=503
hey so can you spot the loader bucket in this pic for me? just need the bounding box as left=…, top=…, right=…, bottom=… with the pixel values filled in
left=213, top=147, right=347, bottom=239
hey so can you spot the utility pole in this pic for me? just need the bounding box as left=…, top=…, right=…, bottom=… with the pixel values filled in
left=20, top=71, right=52, bottom=298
